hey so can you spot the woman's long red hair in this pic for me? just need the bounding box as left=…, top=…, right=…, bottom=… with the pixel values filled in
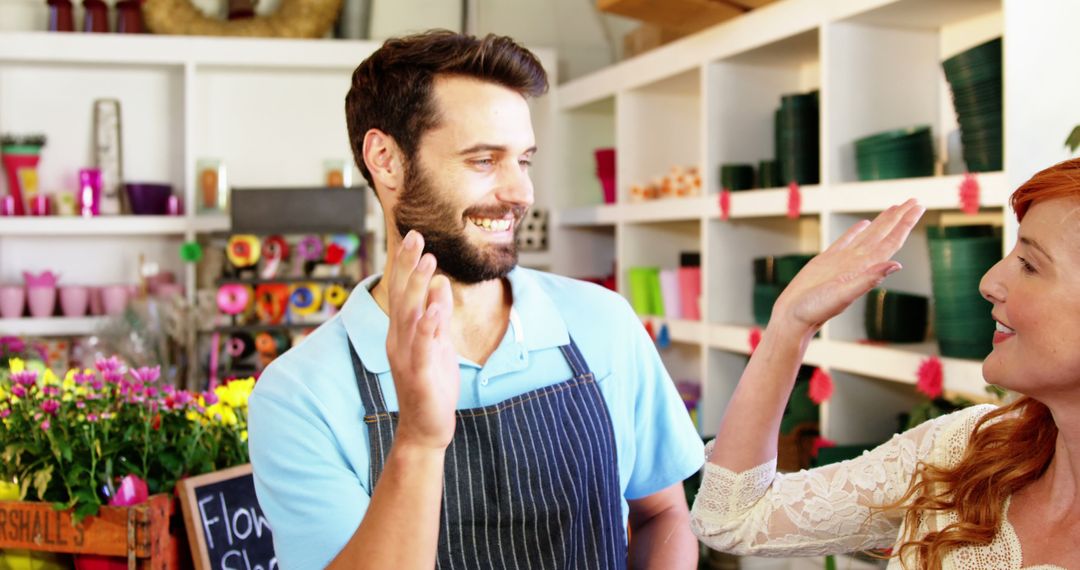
left=887, top=157, right=1080, bottom=568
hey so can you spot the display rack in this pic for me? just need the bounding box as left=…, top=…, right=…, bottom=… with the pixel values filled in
left=550, top=0, right=1080, bottom=446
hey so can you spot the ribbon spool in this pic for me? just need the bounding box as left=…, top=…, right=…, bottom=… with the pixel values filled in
left=254, top=284, right=290, bottom=324
left=226, top=332, right=255, bottom=360
left=254, top=332, right=278, bottom=356
left=254, top=331, right=286, bottom=369
left=324, top=283, right=349, bottom=308
left=227, top=234, right=261, bottom=268
left=216, top=284, right=252, bottom=315
left=329, top=234, right=360, bottom=262
left=324, top=243, right=346, bottom=265
left=261, top=235, right=290, bottom=279
left=289, top=283, right=323, bottom=316
left=296, top=235, right=324, bottom=263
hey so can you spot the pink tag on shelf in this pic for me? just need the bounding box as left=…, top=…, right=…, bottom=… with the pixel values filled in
left=808, top=368, right=834, bottom=404
left=811, top=436, right=836, bottom=459
left=787, top=182, right=802, bottom=219
left=916, top=356, right=944, bottom=399
left=719, top=189, right=731, bottom=220
left=748, top=327, right=762, bottom=354
left=959, top=173, right=980, bottom=215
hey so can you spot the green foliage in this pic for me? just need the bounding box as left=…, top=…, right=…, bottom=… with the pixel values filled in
left=0, top=356, right=253, bottom=523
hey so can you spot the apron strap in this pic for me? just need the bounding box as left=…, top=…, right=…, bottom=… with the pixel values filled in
left=558, top=335, right=591, bottom=379
left=349, top=341, right=389, bottom=415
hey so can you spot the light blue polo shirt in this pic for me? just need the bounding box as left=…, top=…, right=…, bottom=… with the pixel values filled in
left=248, top=267, right=704, bottom=569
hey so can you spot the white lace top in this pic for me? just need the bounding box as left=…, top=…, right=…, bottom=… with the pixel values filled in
left=690, top=404, right=1065, bottom=569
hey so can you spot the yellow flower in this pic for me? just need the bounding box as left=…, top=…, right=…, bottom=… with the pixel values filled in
left=0, top=480, right=19, bottom=501
left=205, top=403, right=238, bottom=426
left=41, top=369, right=59, bottom=386
left=8, top=358, right=24, bottom=373
left=240, top=430, right=248, bottom=442
left=215, top=379, right=254, bottom=409
left=63, top=370, right=77, bottom=391
left=0, top=385, right=7, bottom=401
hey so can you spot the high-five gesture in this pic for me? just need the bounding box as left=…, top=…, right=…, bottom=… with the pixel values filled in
left=384, top=230, right=460, bottom=450
left=772, top=199, right=926, bottom=335
left=706, top=199, right=926, bottom=474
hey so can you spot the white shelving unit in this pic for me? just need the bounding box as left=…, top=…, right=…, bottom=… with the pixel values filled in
left=0, top=32, right=387, bottom=310
left=550, top=0, right=1080, bottom=447
left=0, top=31, right=558, bottom=387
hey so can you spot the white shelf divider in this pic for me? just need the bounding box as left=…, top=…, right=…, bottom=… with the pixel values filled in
left=517, top=251, right=553, bottom=269
left=0, top=316, right=108, bottom=337
left=642, top=317, right=706, bottom=345
left=821, top=339, right=989, bottom=400
left=0, top=32, right=379, bottom=70
left=0, top=216, right=194, bottom=236
left=557, top=204, right=619, bottom=227
left=828, top=172, right=1008, bottom=213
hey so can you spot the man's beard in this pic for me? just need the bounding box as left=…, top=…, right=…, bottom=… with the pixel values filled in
left=393, top=161, right=525, bottom=284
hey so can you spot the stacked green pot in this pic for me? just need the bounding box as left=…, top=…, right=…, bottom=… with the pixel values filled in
left=719, top=163, right=755, bottom=191
left=752, top=253, right=815, bottom=326
left=927, top=225, right=1002, bottom=359
left=854, top=126, right=935, bottom=181
left=943, top=37, right=1003, bottom=173
left=864, top=288, right=929, bottom=343
left=775, top=91, right=820, bottom=185
left=758, top=160, right=780, bottom=189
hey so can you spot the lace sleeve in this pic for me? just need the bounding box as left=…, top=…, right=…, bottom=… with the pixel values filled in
left=690, top=405, right=997, bottom=556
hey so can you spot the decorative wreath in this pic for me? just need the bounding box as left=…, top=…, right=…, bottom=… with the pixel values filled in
left=143, top=0, right=343, bottom=38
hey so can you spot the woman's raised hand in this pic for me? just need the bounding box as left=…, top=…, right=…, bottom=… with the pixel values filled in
left=772, top=199, right=926, bottom=335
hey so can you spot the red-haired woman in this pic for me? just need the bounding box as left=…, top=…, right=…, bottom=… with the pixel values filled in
left=691, top=158, right=1080, bottom=569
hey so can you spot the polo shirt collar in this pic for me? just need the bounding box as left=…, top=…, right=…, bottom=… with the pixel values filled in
left=341, top=267, right=569, bottom=375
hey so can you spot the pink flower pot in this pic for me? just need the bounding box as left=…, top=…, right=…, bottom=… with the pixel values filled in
left=88, top=286, right=104, bottom=316
left=60, top=285, right=90, bottom=317
left=101, top=285, right=130, bottom=316
left=0, top=285, right=25, bottom=318
left=26, top=285, right=57, bottom=318
left=154, top=283, right=184, bottom=298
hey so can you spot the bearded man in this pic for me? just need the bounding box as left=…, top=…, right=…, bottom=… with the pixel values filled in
left=249, top=30, right=704, bottom=570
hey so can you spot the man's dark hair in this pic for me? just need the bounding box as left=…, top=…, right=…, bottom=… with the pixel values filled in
left=345, top=30, right=549, bottom=189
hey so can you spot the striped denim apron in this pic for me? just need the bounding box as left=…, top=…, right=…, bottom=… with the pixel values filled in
left=349, top=337, right=627, bottom=569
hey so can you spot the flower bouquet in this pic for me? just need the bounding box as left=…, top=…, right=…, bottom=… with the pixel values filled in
left=0, top=354, right=254, bottom=523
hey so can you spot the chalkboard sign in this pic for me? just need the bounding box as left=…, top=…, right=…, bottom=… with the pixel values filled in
left=178, top=464, right=277, bottom=570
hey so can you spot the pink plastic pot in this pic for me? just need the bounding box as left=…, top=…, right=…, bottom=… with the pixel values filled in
left=0, top=285, right=25, bottom=318
left=26, top=286, right=57, bottom=318
left=101, top=285, right=130, bottom=316
left=60, top=285, right=90, bottom=317
left=88, top=286, right=104, bottom=316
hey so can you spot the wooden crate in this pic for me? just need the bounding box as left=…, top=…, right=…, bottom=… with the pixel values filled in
left=598, top=0, right=747, bottom=33
left=0, top=494, right=185, bottom=570
left=623, top=24, right=689, bottom=59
